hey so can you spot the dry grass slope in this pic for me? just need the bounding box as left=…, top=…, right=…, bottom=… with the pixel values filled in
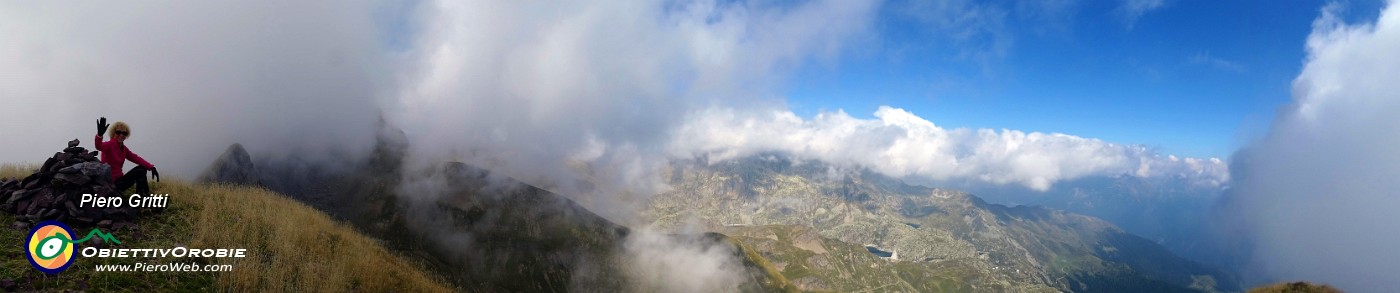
left=175, top=182, right=453, bottom=292
left=1247, top=281, right=1344, bottom=293
left=0, top=164, right=35, bottom=179
left=1, top=164, right=453, bottom=292
left=726, top=236, right=802, bottom=293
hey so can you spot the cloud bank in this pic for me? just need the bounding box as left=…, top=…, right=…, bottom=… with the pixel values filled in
left=672, top=106, right=1227, bottom=191
left=1222, top=2, right=1400, bottom=291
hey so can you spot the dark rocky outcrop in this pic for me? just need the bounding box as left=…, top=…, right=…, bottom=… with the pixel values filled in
left=0, top=139, right=147, bottom=230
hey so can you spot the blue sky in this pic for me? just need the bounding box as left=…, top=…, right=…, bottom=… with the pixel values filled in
left=784, top=0, right=1384, bottom=159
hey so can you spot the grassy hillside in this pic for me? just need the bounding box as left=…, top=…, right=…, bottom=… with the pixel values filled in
left=0, top=164, right=453, bottom=292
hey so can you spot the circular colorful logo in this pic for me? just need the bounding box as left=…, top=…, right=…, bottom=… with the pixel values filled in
left=26, top=221, right=76, bottom=274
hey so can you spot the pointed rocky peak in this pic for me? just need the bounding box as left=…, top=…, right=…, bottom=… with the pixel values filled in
left=198, top=143, right=258, bottom=186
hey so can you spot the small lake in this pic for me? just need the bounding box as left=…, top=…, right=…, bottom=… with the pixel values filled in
left=865, top=246, right=893, bottom=258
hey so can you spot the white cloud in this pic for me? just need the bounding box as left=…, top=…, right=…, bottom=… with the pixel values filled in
left=670, top=106, right=1228, bottom=191
left=1116, top=0, right=1166, bottom=29
left=894, top=0, right=1014, bottom=64
left=1191, top=51, right=1246, bottom=72
left=1224, top=2, right=1400, bottom=291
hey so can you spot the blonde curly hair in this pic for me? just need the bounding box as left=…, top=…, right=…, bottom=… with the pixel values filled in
left=108, top=121, right=131, bottom=139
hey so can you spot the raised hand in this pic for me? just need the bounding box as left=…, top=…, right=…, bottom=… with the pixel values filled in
left=97, top=117, right=109, bottom=136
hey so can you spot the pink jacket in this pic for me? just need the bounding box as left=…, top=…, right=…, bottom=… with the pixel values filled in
left=94, top=135, right=154, bottom=181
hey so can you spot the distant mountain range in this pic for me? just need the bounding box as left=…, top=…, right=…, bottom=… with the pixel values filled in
left=948, top=174, right=1227, bottom=269
left=645, top=155, right=1240, bottom=292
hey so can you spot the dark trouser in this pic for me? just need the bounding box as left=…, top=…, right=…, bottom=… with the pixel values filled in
left=115, top=166, right=150, bottom=196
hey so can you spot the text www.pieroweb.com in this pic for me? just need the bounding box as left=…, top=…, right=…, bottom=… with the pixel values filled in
left=94, top=262, right=233, bottom=272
